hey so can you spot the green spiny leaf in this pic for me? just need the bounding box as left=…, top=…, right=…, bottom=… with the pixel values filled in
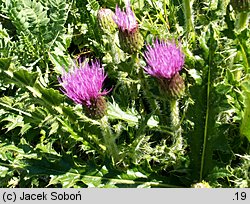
left=240, top=78, right=250, bottom=142
left=9, top=69, right=38, bottom=87
left=187, top=24, right=232, bottom=181
left=39, top=88, right=64, bottom=106
left=0, top=58, right=11, bottom=71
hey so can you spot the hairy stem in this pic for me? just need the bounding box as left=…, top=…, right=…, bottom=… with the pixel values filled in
left=108, top=33, right=123, bottom=64
left=183, top=0, right=194, bottom=33
left=100, top=117, right=120, bottom=164
left=170, top=99, right=183, bottom=152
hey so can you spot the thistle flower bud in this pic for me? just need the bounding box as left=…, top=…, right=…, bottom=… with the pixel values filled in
left=192, top=181, right=211, bottom=188
left=113, top=1, right=143, bottom=53
left=118, top=28, right=144, bottom=54
left=58, top=59, right=109, bottom=119
left=97, top=8, right=117, bottom=34
left=144, top=39, right=185, bottom=99
left=230, top=0, right=250, bottom=13
left=158, top=73, right=185, bottom=100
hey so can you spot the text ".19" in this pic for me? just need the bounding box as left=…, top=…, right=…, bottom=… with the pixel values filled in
left=234, top=192, right=247, bottom=201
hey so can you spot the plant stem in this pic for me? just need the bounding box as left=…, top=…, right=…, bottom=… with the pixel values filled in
left=108, top=33, right=123, bottom=64
left=170, top=99, right=183, bottom=152
left=100, top=117, right=120, bottom=164
left=183, top=0, right=194, bottom=33
left=235, top=12, right=249, bottom=32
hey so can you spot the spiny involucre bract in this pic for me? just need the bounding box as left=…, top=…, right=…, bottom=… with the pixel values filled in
left=58, top=59, right=108, bottom=118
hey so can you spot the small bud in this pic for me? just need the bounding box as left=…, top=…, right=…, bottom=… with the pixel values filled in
left=192, top=181, right=211, bottom=188
left=97, top=8, right=117, bottom=34
left=230, top=0, right=250, bottom=13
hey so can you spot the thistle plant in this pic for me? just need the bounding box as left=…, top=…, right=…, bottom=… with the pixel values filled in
left=0, top=0, right=250, bottom=188
left=113, top=1, right=143, bottom=54
left=144, top=39, right=185, bottom=151
left=58, top=59, right=120, bottom=163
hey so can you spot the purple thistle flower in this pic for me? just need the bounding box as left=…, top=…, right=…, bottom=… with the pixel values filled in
left=113, top=1, right=138, bottom=33
left=144, top=39, right=185, bottom=99
left=144, top=40, right=185, bottom=79
left=58, top=59, right=108, bottom=107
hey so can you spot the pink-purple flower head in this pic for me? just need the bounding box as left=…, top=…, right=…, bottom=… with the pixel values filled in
left=113, top=1, right=138, bottom=33
left=58, top=59, right=108, bottom=107
left=144, top=39, right=185, bottom=79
